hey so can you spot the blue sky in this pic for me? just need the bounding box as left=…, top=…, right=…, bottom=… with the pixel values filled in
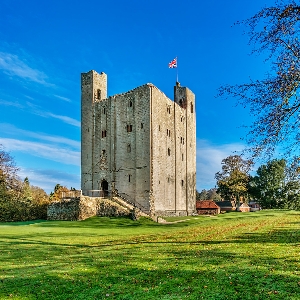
left=0, top=0, right=276, bottom=193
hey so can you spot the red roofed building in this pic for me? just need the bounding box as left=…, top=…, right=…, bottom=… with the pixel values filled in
left=196, top=200, right=220, bottom=215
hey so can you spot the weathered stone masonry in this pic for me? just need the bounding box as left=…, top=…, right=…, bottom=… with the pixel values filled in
left=81, top=70, right=196, bottom=216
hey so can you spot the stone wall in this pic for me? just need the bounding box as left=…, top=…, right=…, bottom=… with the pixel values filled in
left=47, top=196, right=131, bottom=221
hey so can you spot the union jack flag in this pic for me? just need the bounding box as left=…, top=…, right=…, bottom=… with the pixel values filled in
left=168, top=57, right=177, bottom=68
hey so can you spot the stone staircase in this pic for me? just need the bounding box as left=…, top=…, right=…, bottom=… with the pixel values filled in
left=111, top=194, right=151, bottom=220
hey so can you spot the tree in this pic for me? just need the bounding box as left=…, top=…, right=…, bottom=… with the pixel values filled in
left=249, top=159, right=286, bottom=208
left=196, top=188, right=222, bottom=201
left=218, top=1, right=300, bottom=158
left=215, top=155, right=253, bottom=205
left=0, top=145, right=20, bottom=193
left=0, top=144, right=51, bottom=221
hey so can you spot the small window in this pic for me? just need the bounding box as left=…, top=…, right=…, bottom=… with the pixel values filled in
left=127, top=144, right=131, bottom=153
left=159, top=125, right=160, bottom=131
left=167, top=177, right=170, bottom=183
left=169, top=130, right=171, bottom=137
left=168, top=148, right=171, bottom=156
left=102, top=130, right=107, bottom=138
left=128, top=175, right=131, bottom=182
left=191, top=103, right=194, bottom=113
left=103, top=107, right=106, bottom=114
left=141, top=123, right=143, bottom=129
left=97, top=89, right=101, bottom=99
left=181, top=180, right=184, bottom=186
left=183, top=138, right=185, bottom=145
left=159, top=180, right=160, bottom=184
left=129, top=101, right=133, bottom=107
left=180, top=137, right=182, bottom=144
left=167, top=129, right=169, bottom=136
left=182, top=153, right=184, bottom=161
left=127, top=125, right=133, bottom=132
left=181, top=116, right=183, bottom=122
left=102, top=150, right=106, bottom=155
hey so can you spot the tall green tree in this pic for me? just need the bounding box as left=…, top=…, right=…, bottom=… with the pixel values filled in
left=249, top=159, right=286, bottom=208
left=215, top=155, right=253, bottom=206
left=218, top=1, right=300, bottom=159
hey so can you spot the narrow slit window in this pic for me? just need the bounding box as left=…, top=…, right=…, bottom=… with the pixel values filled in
left=191, top=103, right=194, bottom=113
left=128, top=175, right=131, bottom=182
left=127, top=125, right=133, bottom=132
left=127, top=144, right=131, bottom=153
left=97, top=89, right=101, bottom=99
left=102, top=130, right=107, bottom=138
left=129, top=101, right=133, bottom=107
left=181, top=180, right=184, bottom=186
left=141, top=123, right=144, bottom=129
left=103, top=107, right=106, bottom=114
left=168, top=148, right=171, bottom=156
left=182, top=153, right=184, bottom=161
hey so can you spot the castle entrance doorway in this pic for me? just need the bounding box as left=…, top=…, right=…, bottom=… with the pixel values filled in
left=100, top=180, right=109, bottom=197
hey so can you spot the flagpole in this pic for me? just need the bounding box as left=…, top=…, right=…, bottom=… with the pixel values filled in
left=176, top=56, right=178, bottom=83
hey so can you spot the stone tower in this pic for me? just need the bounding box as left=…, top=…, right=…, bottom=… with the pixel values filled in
left=81, top=70, right=196, bottom=216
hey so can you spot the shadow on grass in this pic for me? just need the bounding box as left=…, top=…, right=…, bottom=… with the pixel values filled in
left=0, top=248, right=299, bottom=300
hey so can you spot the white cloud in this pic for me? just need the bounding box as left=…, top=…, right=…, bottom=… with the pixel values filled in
left=53, top=95, right=71, bottom=102
left=23, top=102, right=81, bottom=127
left=0, top=99, right=23, bottom=108
left=0, top=138, right=80, bottom=166
left=0, top=52, right=51, bottom=86
left=196, top=139, right=245, bottom=190
left=18, top=168, right=80, bottom=194
left=46, top=113, right=81, bottom=127
left=0, top=123, right=80, bottom=148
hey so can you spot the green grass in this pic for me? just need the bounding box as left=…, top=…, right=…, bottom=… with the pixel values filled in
left=1, top=211, right=300, bottom=299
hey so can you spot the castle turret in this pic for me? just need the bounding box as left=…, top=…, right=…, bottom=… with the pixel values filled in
left=174, top=81, right=196, bottom=214
left=81, top=71, right=107, bottom=194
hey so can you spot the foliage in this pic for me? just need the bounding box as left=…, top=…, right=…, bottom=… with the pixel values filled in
left=249, top=158, right=300, bottom=209
left=0, top=145, right=50, bottom=222
left=49, top=185, right=73, bottom=201
left=196, top=188, right=222, bottom=201
left=215, top=155, right=253, bottom=204
left=249, top=159, right=286, bottom=208
left=218, top=1, right=300, bottom=158
left=1, top=211, right=300, bottom=299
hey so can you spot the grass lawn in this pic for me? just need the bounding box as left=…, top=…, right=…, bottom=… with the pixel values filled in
left=0, top=210, right=300, bottom=299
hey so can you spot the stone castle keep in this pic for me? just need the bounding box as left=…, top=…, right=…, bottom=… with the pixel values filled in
left=81, top=70, right=196, bottom=216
